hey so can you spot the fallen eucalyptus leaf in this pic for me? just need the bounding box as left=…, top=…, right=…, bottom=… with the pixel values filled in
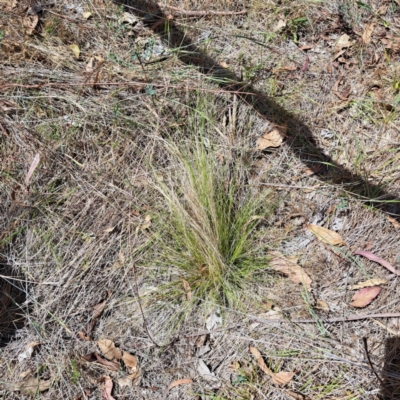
left=97, top=339, right=122, bottom=360
left=308, top=225, right=344, bottom=246
left=99, top=375, right=116, bottom=400
left=249, top=346, right=295, bottom=386
left=354, top=250, right=400, bottom=276
left=256, top=124, right=287, bottom=150
left=350, top=286, right=381, bottom=308
left=269, top=251, right=312, bottom=291
left=168, top=378, right=193, bottom=390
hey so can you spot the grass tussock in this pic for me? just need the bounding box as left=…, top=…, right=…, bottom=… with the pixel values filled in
left=151, top=107, right=274, bottom=311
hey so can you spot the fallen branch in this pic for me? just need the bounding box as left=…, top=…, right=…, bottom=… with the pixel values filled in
left=254, top=312, right=400, bottom=325
left=157, top=3, right=248, bottom=16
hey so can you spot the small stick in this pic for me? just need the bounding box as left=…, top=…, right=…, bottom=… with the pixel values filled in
left=157, top=3, right=248, bottom=16
left=253, top=312, right=400, bottom=325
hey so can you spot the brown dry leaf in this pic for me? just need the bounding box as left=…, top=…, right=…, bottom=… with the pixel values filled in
left=256, top=124, right=287, bottom=150
left=350, top=286, right=381, bottom=308
left=287, top=390, right=311, bottom=400
left=334, top=33, right=353, bottom=52
left=315, top=299, right=329, bottom=312
left=23, top=15, right=39, bottom=35
left=78, top=331, right=91, bottom=341
left=100, top=376, right=116, bottom=400
left=181, top=278, right=192, bottom=300
left=350, top=279, right=388, bottom=290
left=85, top=290, right=111, bottom=337
left=388, top=216, right=400, bottom=229
left=272, top=371, right=296, bottom=386
left=4, top=377, right=51, bottom=395
left=168, top=378, right=193, bottom=391
left=69, top=44, right=81, bottom=59
left=269, top=251, right=312, bottom=291
left=249, top=346, right=294, bottom=386
left=361, top=23, right=375, bottom=45
left=17, top=341, right=40, bottom=362
left=26, top=153, right=40, bottom=186
left=97, top=339, right=122, bottom=360
left=122, top=351, right=139, bottom=373
left=307, top=225, right=344, bottom=246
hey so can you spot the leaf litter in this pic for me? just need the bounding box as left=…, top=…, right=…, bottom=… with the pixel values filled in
left=249, top=346, right=295, bottom=386
left=354, top=250, right=400, bottom=276
left=269, top=251, right=312, bottom=291
left=307, top=225, right=345, bottom=246
left=350, top=286, right=381, bottom=308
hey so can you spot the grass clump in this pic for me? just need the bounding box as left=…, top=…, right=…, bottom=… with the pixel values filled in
left=151, top=107, right=274, bottom=312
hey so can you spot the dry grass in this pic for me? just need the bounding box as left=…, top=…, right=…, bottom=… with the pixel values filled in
left=1, top=0, right=400, bottom=399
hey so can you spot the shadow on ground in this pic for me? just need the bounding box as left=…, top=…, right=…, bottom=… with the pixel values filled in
left=118, top=0, right=400, bottom=219
left=0, top=257, right=26, bottom=347
left=381, top=337, right=400, bottom=399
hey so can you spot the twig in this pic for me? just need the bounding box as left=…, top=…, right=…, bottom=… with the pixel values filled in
left=363, top=337, right=386, bottom=388
left=132, top=263, right=161, bottom=348
left=253, top=312, right=400, bottom=324
left=157, top=3, right=248, bottom=16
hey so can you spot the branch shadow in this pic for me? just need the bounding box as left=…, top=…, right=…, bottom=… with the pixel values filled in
left=381, top=336, right=400, bottom=399
left=120, top=1, right=400, bottom=219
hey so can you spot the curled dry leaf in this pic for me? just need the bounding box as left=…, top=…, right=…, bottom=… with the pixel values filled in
left=100, top=376, right=116, bottom=400
left=388, top=216, right=400, bottom=229
left=307, top=225, right=344, bottom=246
left=168, top=378, right=193, bottom=391
left=350, top=279, right=388, bottom=290
left=78, top=331, right=91, bottom=341
left=354, top=250, right=400, bottom=276
left=350, top=286, right=381, bottom=308
left=180, top=278, right=192, bottom=300
left=23, top=15, right=39, bottom=35
left=361, top=23, right=375, bottom=45
left=315, top=299, right=329, bottom=312
left=334, top=33, right=353, bottom=52
left=269, top=251, right=312, bottom=291
left=97, top=339, right=122, bottom=360
left=120, top=351, right=141, bottom=386
left=256, top=124, right=287, bottom=150
left=26, top=153, right=40, bottom=186
left=273, top=18, right=286, bottom=32
left=18, top=342, right=40, bottom=363
left=249, top=346, right=294, bottom=386
left=4, top=377, right=51, bottom=395
left=84, top=290, right=111, bottom=338
left=69, top=44, right=81, bottom=59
